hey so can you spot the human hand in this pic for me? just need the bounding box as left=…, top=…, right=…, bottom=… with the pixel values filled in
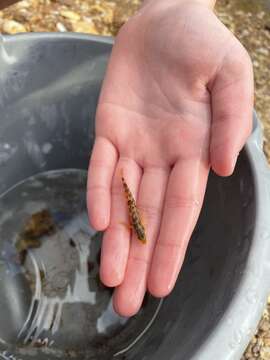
left=87, top=0, right=254, bottom=316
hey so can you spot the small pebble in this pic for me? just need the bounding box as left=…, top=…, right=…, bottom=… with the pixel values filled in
left=261, top=347, right=270, bottom=360
left=16, top=0, right=31, bottom=8
left=60, top=10, right=80, bottom=21
left=252, top=344, right=261, bottom=354
left=264, top=337, right=270, bottom=347
left=71, top=20, right=99, bottom=34
left=258, top=47, right=269, bottom=56
left=253, top=60, right=260, bottom=67
left=56, top=22, right=67, bottom=32
left=2, top=19, right=26, bottom=34
left=260, top=319, right=270, bottom=332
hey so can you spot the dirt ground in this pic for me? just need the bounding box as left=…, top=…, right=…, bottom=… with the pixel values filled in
left=0, top=0, right=270, bottom=358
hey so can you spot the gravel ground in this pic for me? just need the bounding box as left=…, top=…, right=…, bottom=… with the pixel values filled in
left=0, top=0, right=270, bottom=359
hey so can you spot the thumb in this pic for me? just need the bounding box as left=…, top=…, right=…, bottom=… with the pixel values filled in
left=209, top=43, right=254, bottom=177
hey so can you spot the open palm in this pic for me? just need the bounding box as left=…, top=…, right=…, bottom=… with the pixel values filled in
left=87, top=1, right=253, bottom=316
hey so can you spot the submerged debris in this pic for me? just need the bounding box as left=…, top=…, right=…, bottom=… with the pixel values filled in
left=69, top=238, right=76, bottom=248
left=15, top=236, right=41, bottom=253
left=15, top=209, right=55, bottom=264
left=20, top=209, right=55, bottom=239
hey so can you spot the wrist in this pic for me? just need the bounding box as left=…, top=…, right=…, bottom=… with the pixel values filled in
left=142, top=0, right=216, bottom=10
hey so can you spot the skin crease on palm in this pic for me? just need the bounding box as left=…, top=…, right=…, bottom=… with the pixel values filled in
left=87, top=0, right=254, bottom=317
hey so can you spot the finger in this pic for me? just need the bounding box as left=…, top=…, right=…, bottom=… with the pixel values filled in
left=209, top=45, right=254, bottom=176
left=113, top=166, right=169, bottom=316
left=87, top=136, right=118, bottom=230
left=100, top=157, right=142, bottom=287
left=148, top=159, right=209, bottom=297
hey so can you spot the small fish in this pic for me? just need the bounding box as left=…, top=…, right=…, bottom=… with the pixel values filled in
left=121, top=170, right=146, bottom=244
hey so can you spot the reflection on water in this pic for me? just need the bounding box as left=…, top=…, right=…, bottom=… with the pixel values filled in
left=0, top=169, right=162, bottom=359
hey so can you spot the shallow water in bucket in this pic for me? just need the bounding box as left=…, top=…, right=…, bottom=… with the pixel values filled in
left=0, top=169, right=162, bottom=360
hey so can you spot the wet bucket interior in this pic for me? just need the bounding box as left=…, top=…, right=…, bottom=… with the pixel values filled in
left=0, top=35, right=256, bottom=360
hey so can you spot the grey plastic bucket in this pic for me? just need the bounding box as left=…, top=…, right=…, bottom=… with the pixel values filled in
left=0, top=33, right=270, bottom=360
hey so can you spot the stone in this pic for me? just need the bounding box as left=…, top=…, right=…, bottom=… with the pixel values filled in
left=71, top=20, right=99, bottom=34
left=260, top=319, right=270, bottom=332
left=60, top=10, right=80, bottom=21
left=261, top=347, right=270, bottom=360
left=263, top=337, right=270, bottom=347
left=16, top=0, right=31, bottom=8
left=2, top=19, right=26, bottom=34
left=56, top=22, right=67, bottom=32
